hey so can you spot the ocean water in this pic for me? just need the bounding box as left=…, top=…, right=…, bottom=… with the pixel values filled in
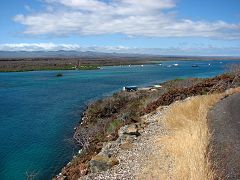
left=0, top=60, right=239, bottom=179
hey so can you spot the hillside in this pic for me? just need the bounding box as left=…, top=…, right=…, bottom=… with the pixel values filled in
left=55, top=69, right=240, bottom=179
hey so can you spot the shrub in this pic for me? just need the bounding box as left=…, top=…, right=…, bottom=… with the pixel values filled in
left=85, top=91, right=144, bottom=123
left=56, top=73, right=63, bottom=77
left=106, top=119, right=122, bottom=134
left=226, top=64, right=240, bottom=87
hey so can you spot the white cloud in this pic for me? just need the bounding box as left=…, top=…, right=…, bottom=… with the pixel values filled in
left=13, top=0, right=240, bottom=39
left=0, top=43, right=132, bottom=52
left=0, top=43, right=81, bottom=51
left=1, top=43, right=240, bottom=56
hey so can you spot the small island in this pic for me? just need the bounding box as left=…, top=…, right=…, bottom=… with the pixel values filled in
left=56, top=73, right=63, bottom=77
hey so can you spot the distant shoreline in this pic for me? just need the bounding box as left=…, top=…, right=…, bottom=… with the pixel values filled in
left=0, top=57, right=239, bottom=72
left=0, top=65, right=100, bottom=72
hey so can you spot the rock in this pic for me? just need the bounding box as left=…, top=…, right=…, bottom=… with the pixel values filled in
left=116, top=134, right=136, bottom=144
left=109, top=157, right=119, bottom=166
left=124, top=124, right=141, bottom=136
left=117, top=124, right=139, bottom=144
left=125, top=135, right=137, bottom=143
left=96, top=142, right=103, bottom=151
left=79, top=163, right=88, bottom=176
left=98, top=141, right=118, bottom=157
left=120, top=142, right=134, bottom=150
left=55, top=175, right=66, bottom=180
left=89, top=155, right=119, bottom=173
left=118, top=124, right=141, bottom=137
left=136, top=122, right=147, bottom=132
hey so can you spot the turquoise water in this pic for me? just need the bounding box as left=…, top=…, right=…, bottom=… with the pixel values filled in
left=0, top=60, right=239, bottom=179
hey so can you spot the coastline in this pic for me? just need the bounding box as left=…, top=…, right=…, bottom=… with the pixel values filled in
left=0, top=65, right=100, bottom=72
left=2, top=60, right=238, bottom=179
left=1, top=58, right=239, bottom=73
left=54, top=72, right=240, bottom=179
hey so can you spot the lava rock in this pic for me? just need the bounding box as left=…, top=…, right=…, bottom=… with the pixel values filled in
left=89, top=155, right=119, bottom=173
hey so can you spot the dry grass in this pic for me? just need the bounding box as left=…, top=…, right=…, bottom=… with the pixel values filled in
left=159, top=88, right=240, bottom=180
left=162, top=95, right=222, bottom=180
left=137, top=88, right=240, bottom=180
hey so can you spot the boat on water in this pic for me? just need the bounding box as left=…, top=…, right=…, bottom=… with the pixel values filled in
left=192, top=65, right=199, bottom=67
left=123, top=86, right=138, bottom=92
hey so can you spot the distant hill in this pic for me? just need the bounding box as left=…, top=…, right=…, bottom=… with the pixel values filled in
left=0, top=50, right=150, bottom=59
left=0, top=50, right=239, bottom=60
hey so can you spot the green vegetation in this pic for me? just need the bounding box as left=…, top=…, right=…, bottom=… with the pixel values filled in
left=76, top=72, right=240, bottom=152
left=0, top=65, right=75, bottom=72
left=0, top=65, right=100, bottom=72
left=106, top=119, right=122, bottom=134
left=56, top=73, right=63, bottom=77
left=77, top=65, right=100, bottom=70
left=61, top=71, right=240, bottom=178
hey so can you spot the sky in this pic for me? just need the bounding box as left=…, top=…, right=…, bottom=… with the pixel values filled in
left=0, top=0, right=240, bottom=56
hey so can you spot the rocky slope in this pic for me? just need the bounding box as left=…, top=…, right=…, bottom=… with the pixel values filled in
left=55, top=72, right=240, bottom=179
left=80, top=107, right=170, bottom=179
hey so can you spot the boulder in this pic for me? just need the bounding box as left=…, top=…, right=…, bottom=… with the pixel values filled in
left=79, top=163, right=88, bottom=176
left=89, top=155, right=119, bottom=173
left=123, top=124, right=141, bottom=136
left=117, top=134, right=136, bottom=144
left=98, top=141, right=118, bottom=157
left=120, top=142, right=134, bottom=150
left=118, top=124, right=140, bottom=137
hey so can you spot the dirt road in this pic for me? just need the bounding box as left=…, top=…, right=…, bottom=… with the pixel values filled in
left=208, top=93, right=240, bottom=179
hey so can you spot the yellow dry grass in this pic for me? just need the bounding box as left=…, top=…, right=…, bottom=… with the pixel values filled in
left=137, top=87, right=240, bottom=180
left=160, top=88, right=240, bottom=180
left=162, top=95, right=221, bottom=180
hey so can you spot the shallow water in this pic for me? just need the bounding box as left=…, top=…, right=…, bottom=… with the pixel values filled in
left=0, top=60, right=239, bottom=179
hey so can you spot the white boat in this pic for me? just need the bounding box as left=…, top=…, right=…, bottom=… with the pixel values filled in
left=154, top=85, right=162, bottom=88
left=173, top=63, right=179, bottom=66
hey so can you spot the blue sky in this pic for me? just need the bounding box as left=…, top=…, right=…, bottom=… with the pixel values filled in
left=0, top=0, right=240, bottom=55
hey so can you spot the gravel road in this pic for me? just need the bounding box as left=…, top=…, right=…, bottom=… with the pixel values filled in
left=208, top=93, right=240, bottom=179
